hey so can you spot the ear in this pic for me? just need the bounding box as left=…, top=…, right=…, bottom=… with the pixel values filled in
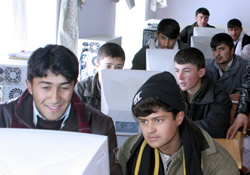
left=25, top=79, right=33, bottom=95
left=176, top=111, right=184, bottom=126
left=198, top=68, right=206, bottom=78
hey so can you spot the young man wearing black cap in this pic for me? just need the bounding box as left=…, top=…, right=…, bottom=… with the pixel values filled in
left=174, top=47, right=232, bottom=138
left=117, top=71, right=239, bottom=175
left=131, top=18, right=189, bottom=70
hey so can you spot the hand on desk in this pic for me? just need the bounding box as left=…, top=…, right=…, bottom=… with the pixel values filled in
left=226, top=113, right=249, bottom=139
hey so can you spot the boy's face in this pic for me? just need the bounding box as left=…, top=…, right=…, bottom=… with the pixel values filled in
left=26, top=71, right=75, bottom=121
left=157, top=33, right=178, bottom=49
left=195, top=13, right=209, bottom=27
left=228, top=27, right=242, bottom=41
left=212, top=43, right=234, bottom=68
left=174, top=63, right=205, bottom=96
left=97, top=56, right=124, bottom=71
left=138, top=107, right=184, bottom=155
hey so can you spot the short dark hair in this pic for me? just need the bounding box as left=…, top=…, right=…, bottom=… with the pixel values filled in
left=227, top=18, right=242, bottom=29
left=132, top=97, right=179, bottom=119
left=27, top=44, right=79, bottom=84
left=174, top=47, right=205, bottom=70
left=210, top=33, right=234, bottom=50
left=157, top=18, right=180, bottom=39
left=97, top=43, right=125, bottom=63
left=195, top=7, right=210, bottom=16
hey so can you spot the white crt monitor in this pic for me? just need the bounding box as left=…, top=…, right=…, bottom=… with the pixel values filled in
left=0, top=128, right=109, bottom=175
left=146, top=49, right=178, bottom=76
left=100, top=70, right=160, bottom=136
left=193, top=27, right=225, bottom=37
left=191, top=36, right=214, bottom=59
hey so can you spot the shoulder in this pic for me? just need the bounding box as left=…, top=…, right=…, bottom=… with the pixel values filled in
left=76, top=76, right=94, bottom=89
left=201, top=129, right=240, bottom=174
left=177, top=39, right=189, bottom=49
left=0, top=97, right=18, bottom=127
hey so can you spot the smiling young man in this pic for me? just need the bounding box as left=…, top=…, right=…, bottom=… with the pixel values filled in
left=174, top=47, right=232, bottom=138
left=131, top=18, right=189, bottom=70
left=117, top=71, right=239, bottom=175
left=206, top=33, right=248, bottom=94
left=0, top=44, right=122, bottom=175
left=180, top=7, right=215, bottom=46
left=75, top=42, right=125, bottom=111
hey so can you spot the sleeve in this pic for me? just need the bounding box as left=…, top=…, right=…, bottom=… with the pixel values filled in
left=236, top=65, right=250, bottom=116
left=131, top=47, right=148, bottom=70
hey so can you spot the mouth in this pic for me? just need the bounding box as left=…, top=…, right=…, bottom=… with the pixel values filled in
left=46, top=105, right=63, bottom=112
left=148, top=136, right=159, bottom=141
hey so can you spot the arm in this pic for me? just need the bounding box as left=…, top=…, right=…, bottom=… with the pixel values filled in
left=227, top=66, right=250, bottom=138
left=131, top=47, right=147, bottom=70
left=194, top=88, right=232, bottom=138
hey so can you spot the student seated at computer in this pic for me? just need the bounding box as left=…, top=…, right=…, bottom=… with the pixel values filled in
left=227, top=18, right=250, bottom=60
left=0, top=45, right=122, bottom=175
left=131, top=18, right=189, bottom=70
left=117, top=71, right=240, bottom=175
left=180, top=7, right=215, bottom=46
left=174, top=47, right=231, bottom=138
left=75, top=43, right=125, bottom=111
left=206, top=33, right=248, bottom=94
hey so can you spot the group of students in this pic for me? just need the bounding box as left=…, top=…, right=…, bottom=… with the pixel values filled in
left=0, top=7, right=249, bottom=175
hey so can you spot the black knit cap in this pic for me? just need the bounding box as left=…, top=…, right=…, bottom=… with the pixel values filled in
left=132, top=71, right=185, bottom=112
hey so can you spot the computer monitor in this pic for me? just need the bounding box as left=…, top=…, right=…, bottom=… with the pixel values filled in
left=0, top=128, right=109, bottom=175
left=100, top=69, right=160, bottom=147
left=191, top=36, right=214, bottom=59
left=193, top=27, right=225, bottom=37
left=146, top=49, right=178, bottom=76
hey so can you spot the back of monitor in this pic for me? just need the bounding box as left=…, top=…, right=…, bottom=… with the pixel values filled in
left=193, top=27, right=225, bottom=37
left=191, top=36, right=214, bottom=59
left=146, top=49, right=178, bottom=76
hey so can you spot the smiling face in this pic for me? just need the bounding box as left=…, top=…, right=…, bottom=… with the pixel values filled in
left=138, top=107, right=184, bottom=155
left=157, top=32, right=178, bottom=49
left=175, top=63, right=205, bottom=97
left=26, top=71, right=75, bottom=121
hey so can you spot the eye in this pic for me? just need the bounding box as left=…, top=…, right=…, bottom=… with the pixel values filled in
left=42, top=86, right=50, bottom=90
left=139, top=120, right=148, bottom=125
left=155, top=119, right=163, bottom=124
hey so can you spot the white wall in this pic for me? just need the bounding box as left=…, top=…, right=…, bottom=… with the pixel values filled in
left=78, top=0, right=116, bottom=38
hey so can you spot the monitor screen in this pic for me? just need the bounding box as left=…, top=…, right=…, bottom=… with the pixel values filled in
left=146, top=49, right=178, bottom=76
left=0, top=128, right=109, bottom=175
left=191, top=36, right=214, bottom=59
left=100, top=69, right=160, bottom=136
left=193, top=27, right=225, bottom=37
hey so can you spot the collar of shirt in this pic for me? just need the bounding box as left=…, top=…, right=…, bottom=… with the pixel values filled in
left=159, top=151, right=177, bottom=174
left=33, top=102, right=72, bottom=129
left=214, top=56, right=234, bottom=77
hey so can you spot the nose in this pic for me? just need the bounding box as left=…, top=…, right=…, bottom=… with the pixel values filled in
left=213, top=49, right=220, bottom=57
left=177, top=71, right=184, bottom=81
left=147, top=121, right=156, bottom=133
left=50, top=88, right=60, bottom=103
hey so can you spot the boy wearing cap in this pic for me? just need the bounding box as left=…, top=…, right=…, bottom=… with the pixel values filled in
left=117, top=72, right=239, bottom=175
left=174, top=47, right=231, bottom=138
left=131, top=18, right=189, bottom=70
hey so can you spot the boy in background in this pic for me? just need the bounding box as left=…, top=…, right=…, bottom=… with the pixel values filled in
left=117, top=71, right=239, bottom=175
left=174, top=47, right=231, bottom=138
left=75, top=42, right=125, bottom=111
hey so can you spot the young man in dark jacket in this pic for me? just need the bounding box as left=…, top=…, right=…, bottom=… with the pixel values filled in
left=131, top=18, right=189, bottom=70
left=180, top=7, right=215, bottom=46
left=117, top=71, right=239, bottom=175
left=174, top=47, right=232, bottom=138
left=0, top=45, right=122, bottom=175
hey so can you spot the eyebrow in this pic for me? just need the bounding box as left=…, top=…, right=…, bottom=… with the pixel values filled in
left=39, top=81, right=72, bottom=85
